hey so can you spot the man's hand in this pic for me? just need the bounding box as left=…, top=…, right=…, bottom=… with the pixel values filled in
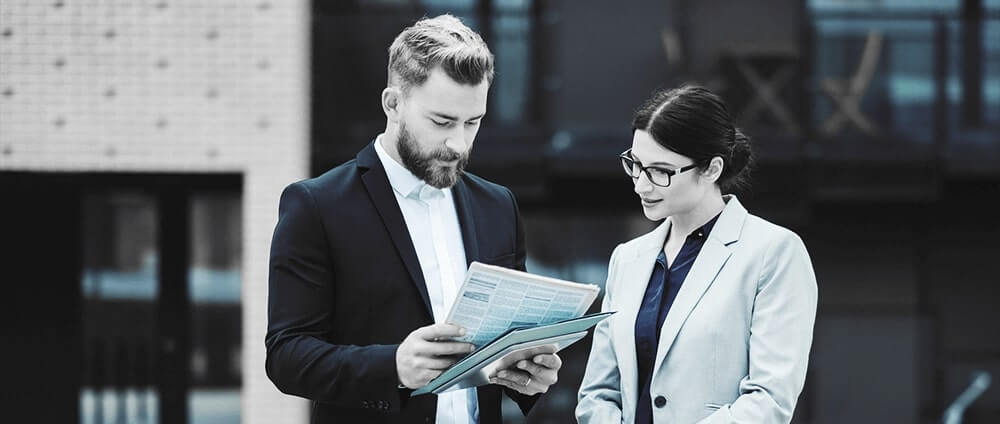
left=489, top=353, right=562, bottom=395
left=396, top=323, right=476, bottom=389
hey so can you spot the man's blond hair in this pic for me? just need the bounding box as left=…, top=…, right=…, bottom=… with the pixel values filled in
left=387, top=14, right=494, bottom=93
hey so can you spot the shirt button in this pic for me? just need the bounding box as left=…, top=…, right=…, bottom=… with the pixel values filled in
left=654, top=396, right=667, bottom=408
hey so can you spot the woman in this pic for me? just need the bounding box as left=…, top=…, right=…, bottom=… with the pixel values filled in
left=576, top=85, right=817, bottom=424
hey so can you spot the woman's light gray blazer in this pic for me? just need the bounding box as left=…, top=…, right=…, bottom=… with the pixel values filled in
left=577, top=196, right=817, bottom=423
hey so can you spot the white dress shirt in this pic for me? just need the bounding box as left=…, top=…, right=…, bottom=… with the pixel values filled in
left=375, top=136, right=478, bottom=424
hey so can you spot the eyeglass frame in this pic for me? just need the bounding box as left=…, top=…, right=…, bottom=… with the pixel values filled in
left=619, top=148, right=701, bottom=187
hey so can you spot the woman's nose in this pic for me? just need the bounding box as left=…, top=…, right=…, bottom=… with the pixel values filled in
left=633, top=172, right=653, bottom=194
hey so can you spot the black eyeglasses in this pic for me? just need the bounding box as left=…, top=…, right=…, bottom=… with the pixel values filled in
left=619, top=149, right=699, bottom=187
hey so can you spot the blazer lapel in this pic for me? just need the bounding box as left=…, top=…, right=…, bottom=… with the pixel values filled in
left=652, top=196, right=747, bottom=376
left=356, top=141, right=433, bottom=316
left=615, top=219, right=671, bottom=408
left=450, top=177, right=480, bottom=266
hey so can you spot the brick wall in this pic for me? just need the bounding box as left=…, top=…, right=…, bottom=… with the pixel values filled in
left=0, top=1, right=310, bottom=422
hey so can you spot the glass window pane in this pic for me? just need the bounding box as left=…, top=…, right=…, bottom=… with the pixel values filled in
left=80, top=192, right=159, bottom=424
left=808, top=0, right=959, bottom=13
left=495, top=0, right=530, bottom=11
left=189, top=194, right=241, bottom=303
left=421, top=0, right=476, bottom=10
left=493, top=13, right=532, bottom=124
left=188, top=193, right=242, bottom=424
left=985, top=20, right=1000, bottom=125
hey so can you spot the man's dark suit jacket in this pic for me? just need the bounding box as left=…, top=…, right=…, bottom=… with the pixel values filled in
left=266, top=141, right=536, bottom=423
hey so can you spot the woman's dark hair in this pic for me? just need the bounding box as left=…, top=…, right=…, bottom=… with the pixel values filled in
left=631, top=84, right=754, bottom=193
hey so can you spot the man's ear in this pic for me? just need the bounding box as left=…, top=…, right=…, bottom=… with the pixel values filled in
left=704, top=156, right=725, bottom=183
left=382, top=87, right=403, bottom=122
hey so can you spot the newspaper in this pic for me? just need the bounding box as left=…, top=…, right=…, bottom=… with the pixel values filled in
left=445, top=261, right=601, bottom=347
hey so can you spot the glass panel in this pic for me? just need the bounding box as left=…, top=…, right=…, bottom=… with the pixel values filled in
left=883, top=21, right=938, bottom=145
left=492, top=10, right=532, bottom=124
left=947, top=19, right=967, bottom=132
left=188, top=193, right=242, bottom=424
left=947, top=17, right=999, bottom=144
left=495, top=0, right=530, bottom=11
left=984, top=19, right=1000, bottom=126
left=80, top=192, right=159, bottom=424
left=808, top=0, right=959, bottom=13
left=421, top=0, right=476, bottom=10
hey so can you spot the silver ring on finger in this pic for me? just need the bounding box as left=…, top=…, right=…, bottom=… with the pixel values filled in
left=525, top=376, right=531, bottom=386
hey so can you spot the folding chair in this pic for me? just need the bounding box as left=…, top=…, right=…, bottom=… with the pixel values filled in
left=943, top=371, right=991, bottom=424
left=819, top=31, right=884, bottom=137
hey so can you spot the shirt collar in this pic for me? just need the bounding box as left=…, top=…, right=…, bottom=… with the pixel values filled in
left=691, top=213, right=721, bottom=239
left=655, top=213, right=720, bottom=267
left=374, top=134, right=444, bottom=200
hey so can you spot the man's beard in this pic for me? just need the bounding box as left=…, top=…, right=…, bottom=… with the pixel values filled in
left=397, top=122, right=469, bottom=189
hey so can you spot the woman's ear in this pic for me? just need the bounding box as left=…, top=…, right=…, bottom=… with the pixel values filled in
left=382, top=87, right=402, bottom=122
left=704, top=156, right=725, bottom=183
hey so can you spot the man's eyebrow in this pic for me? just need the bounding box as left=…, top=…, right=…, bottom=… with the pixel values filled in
left=429, top=112, right=485, bottom=121
left=429, top=112, right=457, bottom=121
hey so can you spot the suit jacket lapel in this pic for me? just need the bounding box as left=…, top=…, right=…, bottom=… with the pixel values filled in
left=450, top=177, right=480, bottom=266
left=652, top=196, right=747, bottom=377
left=356, top=141, right=433, bottom=316
left=616, top=219, right=671, bottom=408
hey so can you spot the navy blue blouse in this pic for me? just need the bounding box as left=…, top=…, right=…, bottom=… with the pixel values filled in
left=634, top=214, right=720, bottom=424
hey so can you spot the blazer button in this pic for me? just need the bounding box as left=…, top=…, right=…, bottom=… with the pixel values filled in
left=654, top=396, right=667, bottom=408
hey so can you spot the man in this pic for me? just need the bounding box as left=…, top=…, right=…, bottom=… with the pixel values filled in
left=265, top=15, right=562, bottom=423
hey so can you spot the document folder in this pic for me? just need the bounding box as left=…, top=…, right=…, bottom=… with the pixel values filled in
left=411, top=311, right=614, bottom=396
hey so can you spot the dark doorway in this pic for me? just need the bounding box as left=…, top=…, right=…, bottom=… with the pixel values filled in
left=1, top=172, right=243, bottom=424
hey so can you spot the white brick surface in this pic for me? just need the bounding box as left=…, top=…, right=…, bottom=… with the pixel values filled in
left=0, top=1, right=310, bottom=422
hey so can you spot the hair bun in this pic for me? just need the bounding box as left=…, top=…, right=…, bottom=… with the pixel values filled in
left=733, top=128, right=749, bottom=145
left=723, top=128, right=754, bottom=192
